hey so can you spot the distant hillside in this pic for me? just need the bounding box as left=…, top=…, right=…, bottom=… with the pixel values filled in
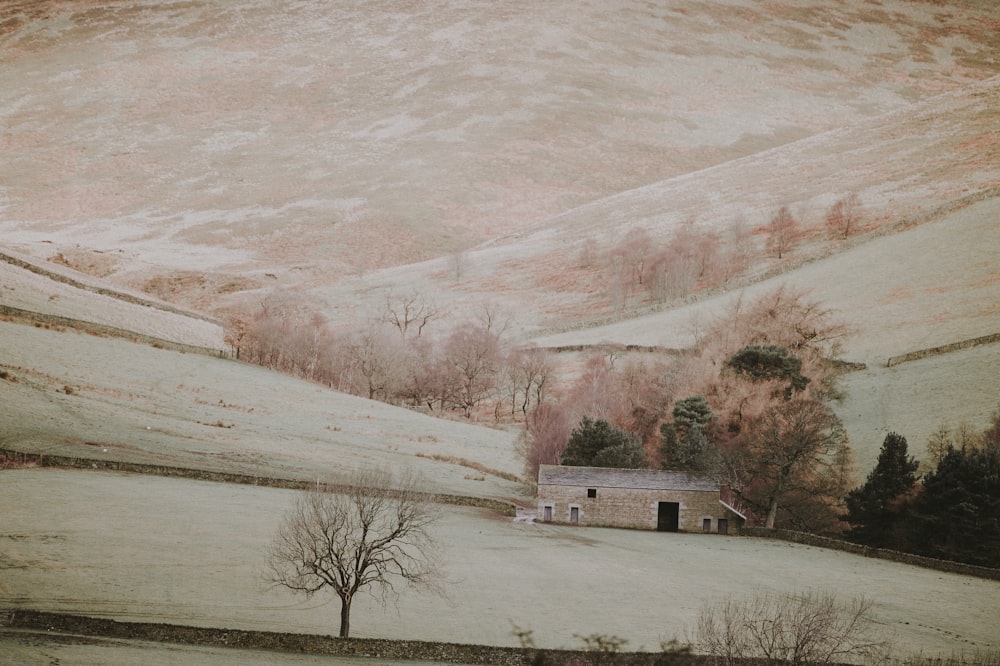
left=2, top=0, right=998, bottom=485
left=2, top=0, right=999, bottom=311
left=0, top=249, right=224, bottom=351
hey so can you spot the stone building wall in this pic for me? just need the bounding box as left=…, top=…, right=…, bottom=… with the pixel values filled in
left=538, top=483, right=735, bottom=532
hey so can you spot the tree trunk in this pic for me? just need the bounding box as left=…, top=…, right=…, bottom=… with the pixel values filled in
left=339, top=595, right=352, bottom=638
left=765, top=496, right=779, bottom=529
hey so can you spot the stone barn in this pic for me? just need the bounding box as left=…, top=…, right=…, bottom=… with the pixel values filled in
left=537, top=464, right=746, bottom=533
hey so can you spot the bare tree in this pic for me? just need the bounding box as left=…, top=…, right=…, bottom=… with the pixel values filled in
left=265, top=468, right=441, bottom=639
left=223, top=310, right=250, bottom=360
left=344, top=322, right=410, bottom=401
left=508, top=346, right=553, bottom=417
left=519, top=401, right=574, bottom=480
left=382, top=289, right=439, bottom=338
left=696, top=590, right=890, bottom=665
left=444, top=322, right=502, bottom=418
left=728, top=398, right=853, bottom=529
left=825, top=193, right=862, bottom=240
left=476, top=302, right=513, bottom=339
left=766, top=205, right=800, bottom=259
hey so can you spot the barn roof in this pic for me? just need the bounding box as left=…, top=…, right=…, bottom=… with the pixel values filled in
left=538, top=465, right=719, bottom=492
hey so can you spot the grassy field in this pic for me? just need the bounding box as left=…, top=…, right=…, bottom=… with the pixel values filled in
left=3, top=468, right=999, bottom=659
left=0, top=321, right=525, bottom=501
left=0, top=628, right=445, bottom=666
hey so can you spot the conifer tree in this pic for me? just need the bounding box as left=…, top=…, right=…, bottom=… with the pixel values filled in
left=842, top=432, right=919, bottom=548
left=909, top=445, right=1000, bottom=567
left=561, top=416, right=647, bottom=469
left=726, top=344, right=810, bottom=399
left=659, top=395, right=717, bottom=472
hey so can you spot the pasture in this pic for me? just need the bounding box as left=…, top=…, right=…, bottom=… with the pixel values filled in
left=2, top=469, right=998, bottom=659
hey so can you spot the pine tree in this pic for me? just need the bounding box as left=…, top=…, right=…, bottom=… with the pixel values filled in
left=908, top=445, right=1000, bottom=567
left=659, top=395, right=717, bottom=472
left=726, top=344, right=810, bottom=399
left=561, top=416, right=647, bottom=469
left=842, top=432, right=919, bottom=548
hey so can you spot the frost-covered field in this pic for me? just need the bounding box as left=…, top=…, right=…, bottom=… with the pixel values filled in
left=3, top=469, right=999, bottom=660
left=0, top=321, right=525, bottom=501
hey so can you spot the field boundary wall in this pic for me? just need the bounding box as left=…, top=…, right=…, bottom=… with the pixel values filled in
left=740, top=527, right=1000, bottom=581
left=0, top=304, right=225, bottom=357
left=1, top=610, right=704, bottom=665
left=0, top=448, right=515, bottom=515
left=0, top=249, right=219, bottom=324
left=885, top=331, right=1000, bottom=367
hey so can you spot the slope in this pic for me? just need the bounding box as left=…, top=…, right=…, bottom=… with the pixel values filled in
left=0, top=320, right=524, bottom=500
left=2, top=0, right=999, bottom=309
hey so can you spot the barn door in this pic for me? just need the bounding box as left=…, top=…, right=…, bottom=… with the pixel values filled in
left=657, top=502, right=680, bottom=532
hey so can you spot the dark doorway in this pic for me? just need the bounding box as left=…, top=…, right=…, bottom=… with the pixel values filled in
left=657, top=502, right=680, bottom=532
left=718, top=518, right=729, bottom=535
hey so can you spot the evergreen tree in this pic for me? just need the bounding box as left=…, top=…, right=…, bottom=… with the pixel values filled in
left=561, top=416, right=647, bottom=468
left=659, top=395, right=717, bottom=472
left=726, top=344, right=810, bottom=399
left=908, top=445, right=1000, bottom=568
left=842, top=432, right=919, bottom=547
left=672, top=395, right=715, bottom=432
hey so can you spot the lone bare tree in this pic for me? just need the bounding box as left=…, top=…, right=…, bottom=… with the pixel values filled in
left=265, top=468, right=441, bottom=638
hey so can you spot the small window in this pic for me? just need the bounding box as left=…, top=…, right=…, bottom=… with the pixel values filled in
left=587, top=488, right=597, bottom=498
left=703, top=518, right=712, bottom=533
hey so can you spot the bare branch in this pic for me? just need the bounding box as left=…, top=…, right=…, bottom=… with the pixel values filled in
left=264, top=467, right=441, bottom=638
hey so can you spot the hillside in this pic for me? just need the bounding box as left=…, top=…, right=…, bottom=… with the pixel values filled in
left=299, top=74, right=1000, bottom=338
left=0, top=320, right=523, bottom=500
left=2, top=0, right=1000, bottom=662
left=2, top=0, right=999, bottom=312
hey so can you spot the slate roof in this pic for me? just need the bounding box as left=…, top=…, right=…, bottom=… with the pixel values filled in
left=538, top=464, right=719, bottom=492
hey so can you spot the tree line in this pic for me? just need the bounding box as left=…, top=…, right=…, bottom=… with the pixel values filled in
left=592, top=193, right=863, bottom=309
left=225, top=289, right=552, bottom=421
left=842, top=418, right=1000, bottom=568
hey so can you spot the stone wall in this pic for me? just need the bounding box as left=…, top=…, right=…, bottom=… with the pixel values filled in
left=0, top=448, right=516, bottom=516
left=538, top=483, right=735, bottom=532
left=3, top=610, right=707, bottom=665
left=740, top=527, right=1000, bottom=581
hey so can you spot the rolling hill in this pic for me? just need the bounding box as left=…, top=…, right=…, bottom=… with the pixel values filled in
left=2, top=0, right=1000, bottom=661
